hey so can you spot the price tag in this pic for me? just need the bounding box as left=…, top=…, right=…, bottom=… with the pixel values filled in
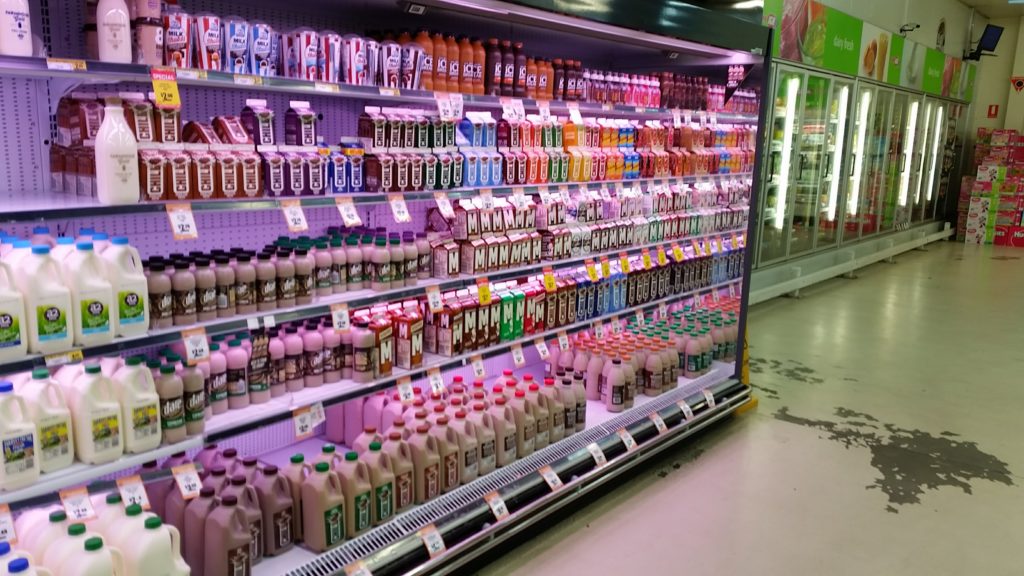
left=731, top=233, right=740, bottom=249
left=693, top=294, right=703, bottom=310
left=635, top=310, right=645, bottom=327
left=434, top=192, right=455, bottom=219
left=397, top=376, right=416, bottom=404
left=511, top=98, right=526, bottom=120
left=335, top=197, right=362, bottom=227
left=566, top=102, right=583, bottom=124
left=0, top=504, right=16, bottom=544
left=166, top=203, right=198, bottom=240
left=593, top=322, right=605, bottom=339
left=449, top=93, right=464, bottom=119
left=678, top=400, right=694, bottom=421
left=642, top=249, right=652, bottom=270
left=658, top=302, right=669, bottom=319
left=344, top=560, right=373, bottom=576
left=600, top=256, right=610, bottom=279
left=331, top=303, right=350, bottom=332
left=471, top=355, right=486, bottom=378
left=619, top=252, right=631, bottom=274
left=617, top=428, right=637, bottom=451
left=542, top=267, right=557, bottom=293
left=538, top=465, right=563, bottom=491
left=149, top=67, right=181, bottom=110
left=703, top=241, right=712, bottom=257
left=388, top=193, right=411, bottom=223
left=671, top=109, right=682, bottom=127
left=509, top=188, right=527, bottom=209
left=683, top=110, right=692, bottom=124
left=691, top=239, right=702, bottom=255
left=246, top=317, right=260, bottom=330
left=672, top=243, right=685, bottom=263
left=311, top=401, right=326, bottom=426
left=484, top=491, right=510, bottom=521
left=609, top=316, right=620, bottom=334
left=557, top=332, right=569, bottom=351
left=60, top=487, right=96, bottom=521
left=435, top=92, right=454, bottom=120
left=702, top=389, right=716, bottom=409
left=558, top=185, right=571, bottom=204
left=656, top=246, right=668, bottom=266
left=293, top=406, right=315, bottom=439
left=116, top=475, right=151, bottom=510
left=711, top=289, right=720, bottom=304
left=585, top=259, right=600, bottom=282
left=418, top=524, right=446, bottom=559
left=709, top=112, right=718, bottom=126
left=426, top=286, right=445, bottom=314
left=280, top=200, right=308, bottom=232
left=537, top=100, right=551, bottom=120
left=476, top=278, right=492, bottom=305
left=534, top=338, right=550, bottom=360
left=182, top=327, right=210, bottom=365
left=172, top=464, right=202, bottom=500
left=500, top=97, right=515, bottom=119
left=44, top=349, right=84, bottom=368
left=427, top=368, right=445, bottom=395
left=479, top=188, right=494, bottom=211
left=650, top=413, right=668, bottom=435
left=173, top=69, right=206, bottom=81
left=46, top=57, right=88, bottom=71
left=232, top=74, right=261, bottom=86
left=263, top=315, right=277, bottom=328
left=315, top=82, right=340, bottom=93
left=697, top=111, right=707, bottom=127
left=378, top=87, right=401, bottom=97
left=728, top=283, right=738, bottom=298
left=586, top=442, right=607, bottom=467
left=511, top=343, right=526, bottom=367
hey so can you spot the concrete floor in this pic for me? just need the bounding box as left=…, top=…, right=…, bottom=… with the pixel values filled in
left=477, top=241, right=1024, bottom=576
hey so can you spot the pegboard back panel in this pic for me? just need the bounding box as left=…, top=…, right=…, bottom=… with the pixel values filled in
left=0, top=77, right=52, bottom=193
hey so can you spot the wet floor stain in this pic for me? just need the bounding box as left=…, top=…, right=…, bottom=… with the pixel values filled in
left=750, top=382, right=780, bottom=400
left=774, top=406, right=1014, bottom=511
left=749, top=357, right=826, bottom=384
left=991, top=256, right=1021, bottom=261
left=655, top=447, right=706, bottom=478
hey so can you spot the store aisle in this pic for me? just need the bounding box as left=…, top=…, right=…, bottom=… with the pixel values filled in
left=476, top=241, right=1024, bottom=576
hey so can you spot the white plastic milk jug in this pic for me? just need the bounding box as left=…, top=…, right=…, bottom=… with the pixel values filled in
left=65, top=364, right=124, bottom=465
left=14, top=246, right=72, bottom=355
left=0, top=380, right=39, bottom=491
left=61, top=242, right=115, bottom=346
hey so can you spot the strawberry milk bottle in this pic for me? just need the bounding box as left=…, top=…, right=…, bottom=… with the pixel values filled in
left=488, top=397, right=517, bottom=467
left=252, top=465, right=294, bottom=557
left=317, top=443, right=343, bottom=469
left=429, top=417, right=460, bottom=493
left=336, top=452, right=372, bottom=538
left=362, top=392, right=388, bottom=433
left=381, top=432, right=414, bottom=513
left=363, top=442, right=395, bottom=526
left=352, top=427, right=383, bottom=454
left=408, top=424, right=440, bottom=504
left=183, top=486, right=217, bottom=576
left=301, top=462, right=346, bottom=553
left=282, top=454, right=311, bottom=544
left=203, top=494, right=252, bottom=576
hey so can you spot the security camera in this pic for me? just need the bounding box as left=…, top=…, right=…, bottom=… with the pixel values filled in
left=899, top=23, right=920, bottom=36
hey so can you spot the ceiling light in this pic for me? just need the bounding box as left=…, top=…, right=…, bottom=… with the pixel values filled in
left=732, top=0, right=764, bottom=8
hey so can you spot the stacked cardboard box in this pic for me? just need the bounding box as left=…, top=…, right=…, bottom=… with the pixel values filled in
left=964, top=129, right=1024, bottom=246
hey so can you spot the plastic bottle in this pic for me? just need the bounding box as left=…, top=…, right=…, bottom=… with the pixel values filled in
left=0, top=380, right=39, bottom=490
left=0, top=0, right=32, bottom=57
left=408, top=424, right=441, bottom=503
left=170, top=261, right=196, bottom=327
left=221, top=475, right=263, bottom=564
left=16, top=246, right=73, bottom=354
left=540, top=379, right=565, bottom=444
left=188, top=258, right=214, bottom=323
left=281, top=326, right=303, bottom=392
left=97, top=237, right=148, bottom=337
left=431, top=32, right=447, bottom=92
left=414, top=29, right=433, bottom=92
left=370, top=237, right=390, bottom=291
left=254, top=253, right=276, bottom=312
left=605, top=358, right=626, bottom=412
left=120, top=516, right=188, bottom=576
left=335, top=452, right=372, bottom=538
left=509, top=390, right=536, bottom=459
left=351, top=320, right=375, bottom=384
left=60, top=242, right=115, bottom=346
left=381, top=432, right=414, bottom=513
left=301, top=322, right=324, bottom=388
left=51, top=236, right=76, bottom=262
left=43, top=522, right=96, bottom=574
left=204, top=495, right=252, bottom=576
left=62, top=536, right=126, bottom=576
left=526, top=57, right=538, bottom=99
left=95, top=99, right=140, bottom=204
left=179, top=361, right=205, bottom=435
left=146, top=261, right=172, bottom=330
left=684, top=329, right=702, bottom=378
left=457, top=36, right=473, bottom=93
left=584, top=348, right=604, bottom=401
left=155, top=364, right=185, bottom=445
left=301, top=463, right=346, bottom=553
left=274, top=250, right=296, bottom=309
left=21, top=510, right=66, bottom=562
left=511, top=42, right=526, bottom=97
left=225, top=339, right=249, bottom=410
left=344, top=236, right=363, bottom=290
left=444, top=34, right=459, bottom=92
left=0, top=257, right=26, bottom=363
left=64, top=364, right=123, bottom=464
left=96, top=0, right=132, bottom=63
left=448, top=411, right=479, bottom=484
left=309, top=242, right=332, bottom=299
left=484, top=38, right=501, bottom=96
left=230, top=254, right=255, bottom=315
left=499, top=40, right=514, bottom=96
left=282, top=454, right=310, bottom=544
left=249, top=465, right=293, bottom=557
left=524, top=385, right=550, bottom=451
left=181, top=487, right=216, bottom=576
left=204, top=343, right=227, bottom=414
left=397, top=232, right=416, bottom=287
left=20, top=368, right=73, bottom=473
left=357, top=442, right=394, bottom=527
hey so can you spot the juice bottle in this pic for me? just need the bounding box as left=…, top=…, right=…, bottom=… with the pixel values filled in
left=431, top=33, right=447, bottom=92
left=317, top=443, right=342, bottom=469
left=620, top=352, right=637, bottom=408
left=500, top=40, right=514, bottom=96
left=302, top=462, right=346, bottom=553
left=202, top=465, right=229, bottom=494
left=21, top=368, right=74, bottom=473
left=526, top=57, right=538, bottom=99
left=204, top=495, right=252, bottom=576
left=585, top=348, right=604, bottom=401
left=471, top=38, right=485, bottom=95
left=361, top=442, right=394, bottom=526
left=381, top=432, right=414, bottom=513
left=282, top=454, right=310, bottom=544
left=557, top=377, right=579, bottom=435
left=0, top=380, right=38, bottom=491
left=484, top=38, right=502, bottom=96
left=448, top=411, right=479, bottom=484
left=407, top=424, right=440, bottom=503
left=414, top=29, right=433, bottom=92
left=352, top=426, right=382, bottom=454
left=512, top=42, right=526, bottom=97
left=16, top=245, right=73, bottom=354
left=458, top=36, right=473, bottom=94
left=336, top=452, right=372, bottom=538
left=65, top=364, right=123, bottom=464
left=445, top=34, right=459, bottom=92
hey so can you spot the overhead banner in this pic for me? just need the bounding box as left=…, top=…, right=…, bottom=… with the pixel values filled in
left=762, top=0, right=976, bottom=101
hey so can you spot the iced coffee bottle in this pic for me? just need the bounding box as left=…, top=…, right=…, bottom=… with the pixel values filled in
left=408, top=424, right=440, bottom=504
left=251, top=465, right=294, bottom=557
left=301, top=463, right=346, bottom=553
left=381, top=432, right=415, bottom=513
left=363, top=442, right=395, bottom=526
left=282, top=454, right=311, bottom=543
left=336, top=452, right=372, bottom=538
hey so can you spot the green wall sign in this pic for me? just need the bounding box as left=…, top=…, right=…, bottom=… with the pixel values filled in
left=822, top=8, right=862, bottom=76
left=887, top=34, right=904, bottom=86
left=922, top=48, right=945, bottom=95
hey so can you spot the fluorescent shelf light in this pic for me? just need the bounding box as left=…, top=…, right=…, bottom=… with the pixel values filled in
left=926, top=106, right=944, bottom=201
left=898, top=100, right=919, bottom=207
left=774, top=75, right=800, bottom=230
left=914, top=103, right=933, bottom=205
left=848, top=89, right=872, bottom=216
left=827, top=85, right=849, bottom=221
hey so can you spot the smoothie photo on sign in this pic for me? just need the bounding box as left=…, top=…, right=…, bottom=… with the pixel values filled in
left=780, top=0, right=826, bottom=67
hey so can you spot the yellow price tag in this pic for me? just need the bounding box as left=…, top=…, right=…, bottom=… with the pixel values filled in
left=656, top=246, right=668, bottom=266
left=691, top=239, right=702, bottom=254
left=150, top=67, right=181, bottom=110
left=703, top=241, right=712, bottom=256
left=672, top=243, right=685, bottom=263
left=731, top=233, right=740, bottom=250
left=542, top=267, right=557, bottom=293
left=477, top=278, right=492, bottom=305
left=715, top=237, right=724, bottom=253
left=600, top=256, right=610, bottom=278
left=619, top=252, right=631, bottom=274
left=585, top=259, right=599, bottom=282
left=642, top=249, right=652, bottom=270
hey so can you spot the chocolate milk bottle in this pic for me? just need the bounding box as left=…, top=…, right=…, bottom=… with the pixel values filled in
left=171, top=261, right=197, bottom=326
left=252, top=465, right=294, bottom=557
left=195, top=258, right=218, bottom=322
left=448, top=411, right=479, bottom=484
left=467, top=403, right=496, bottom=475
left=363, top=442, right=395, bottom=526
left=408, top=424, right=440, bottom=504
left=202, top=465, right=229, bottom=493
left=181, top=361, right=206, bottom=436
left=156, top=364, right=186, bottom=445
left=255, top=253, right=277, bottom=312
left=302, top=462, right=346, bottom=553
left=232, top=456, right=260, bottom=483
left=488, top=397, right=518, bottom=467
left=525, top=384, right=550, bottom=450
left=317, top=443, right=342, bottom=469
left=429, top=416, right=460, bottom=493
left=539, top=380, right=565, bottom=444
left=183, top=486, right=217, bottom=576
left=510, top=390, right=536, bottom=458
left=302, top=321, right=324, bottom=388
left=203, top=494, right=252, bottom=576
left=557, top=378, right=577, bottom=436
left=335, top=452, right=372, bottom=538
left=282, top=454, right=310, bottom=543
left=233, top=254, right=256, bottom=315
left=382, top=432, right=414, bottom=513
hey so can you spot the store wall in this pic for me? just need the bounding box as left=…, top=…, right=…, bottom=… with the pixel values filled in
left=973, top=17, right=1021, bottom=132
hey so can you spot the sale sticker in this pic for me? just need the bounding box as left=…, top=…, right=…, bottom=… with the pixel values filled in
left=617, top=428, right=637, bottom=451
left=678, top=400, right=694, bottom=421
left=557, top=331, right=570, bottom=351
left=619, top=252, right=631, bottom=274
left=702, top=389, right=716, bottom=409
left=543, top=267, right=557, bottom=293
left=150, top=66, right=181, bottom=109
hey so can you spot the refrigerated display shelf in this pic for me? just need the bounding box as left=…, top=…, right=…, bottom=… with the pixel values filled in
left=0, top=225, right=746, bottom=375
left=0, top=173, right=753, bottom=222
left=0, top=56, right=758, bottom=124
left=271, top=364, right=744, bottom=576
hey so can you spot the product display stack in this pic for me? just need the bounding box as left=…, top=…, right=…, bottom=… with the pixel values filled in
left=961, top=128, right=1024, bottom=246
left=0, top=0, right=768, bottom=574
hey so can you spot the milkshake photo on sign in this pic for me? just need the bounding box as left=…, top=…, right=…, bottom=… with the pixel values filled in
left=860, top=23, right=890, bottom=82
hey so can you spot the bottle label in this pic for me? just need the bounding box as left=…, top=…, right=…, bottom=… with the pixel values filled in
left=226, top=367, right=247, bottom=397
left=114, top=291, right=145, bottom=326
left=234, top=280, right=255, bottom=307
left=373, top=261, right=391, bottom=285
left=284, top=353, right=302, bottom=382
left=304, top=348, right=323, bottom=376
left=209, top=371, right=228, bottom=402
left=256, top=278, right=276, bottom=304
left=375, top=482, right=393, bottom=523
left=353, top=343, right=373, bottom=374
left=248, top=519, right=263, bottom=560
left=418, top=252, right=431, bottom=275
left=2, top=433, right=35, bottom=476
left=36, top=304, right=68, bottom=341
left=354, top=490, right=371, bottom=532
left=132, top=403, right=159, bottom=441
left=504, top=63, right=514, bottom=83
left=226, top=544, right=249, bottom=576
left=463, top=62, right=474, bottom=79
left=396, top=471, right=412, bottom=509
left=276, top=275, right=296, bottom=301
left=216, top=282, right=235, bottom=311
left=448, top=58, right=459, bottom=79
left=38, top=417, right=70, bottom=463
left=272, top=507, right=293, bottom=549
left=0, top=310, right=21, bottom=348
left=160, top=396, right=185, bottom=430
left=464, top=448, right=478, bottom=477
left=348, top=261, right=363, bottom=284
left=172, top=287, right=196, bottom=316
left=324, top=504, right=345, bottom=547
left=272, top=356, right=286, bottom=387
left=405, top=257, right=417, bottom=281
left=198, top=286, right=217, bottom=314
left=296, top=273, right=313, bottom=298
left=576, top=399, right=586, bottom=425
left=424, top=463, right=440, bottom=499
left=90, top=410, right=120, bottom=452
left=316, top=266, right=332, bottom=289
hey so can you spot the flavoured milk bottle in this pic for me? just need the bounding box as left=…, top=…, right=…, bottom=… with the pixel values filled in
left=20, top=368, right=74, bottom=473
left=539, top=380, right=565, bottom=444
left=352, top=426, right=382, bottom=454
left=110, top=357, right=160, bottom=454
left=203, top=495, right=252, bottom=576
left=467, top=403, right=496, bottom=476
left=407, top=425, right=441, bottom=504
left=448, top=411, right=479, bottom=484
left=0, top=258, right=27, bottom=362
left=221, top=475, right=263, bottom=564
left=525, top=384, right=550, bottom=450
left=301, top=462, right=346, bottom=553
left=61, top=537, right=126, bottom=576
left=117, top=516, right=188, bottom=576
left=363, top=442, right=395, bottom=526
left=0, top=380, right=39, bottom=491
left=335, top=452, right=372, bottom=538
left=381, top=432, right=414, bottom=513
left=65, top=364, right=123, bottom=464
left=15, top=246, right=72, bottom=355
left=488, top=397, right=518, bottom=467
left=282, top=454, right=311, bottom=544
left=100, top=237, right=148, bottom=337
left=429, top=417, right=460, bottom=493
left=182, top=486, right=217, bottom=576
left=61, top=242, right=115, bottom=346
left=252, top=465, right=294, bottom=557
left=510, top=391, right=536, bottom=459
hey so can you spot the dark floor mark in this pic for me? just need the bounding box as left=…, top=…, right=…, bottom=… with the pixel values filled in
left=749, top=357, right=825, bottom=384
left=941, top=431, right=960, bottom=437
left=654, top=448, right=706, bottom=479
left=774, top=407, right=1014, bottom=511
left=843, top=377, right=860, bottom=382
left=991, top=256, right=1021, bottom=261
left=750, top=382, right=780, bottom=400
left=885, top=505, right=898, bottom=514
